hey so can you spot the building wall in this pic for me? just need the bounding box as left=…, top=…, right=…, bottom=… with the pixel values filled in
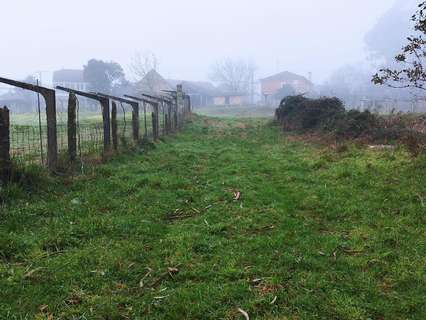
left=214, top=97, right=226, bottom=106
left=229, top=96, right=243, bottom=105
left=188, top=94, right=214, bottom=107
left=261, top=79, right=312, bottom=96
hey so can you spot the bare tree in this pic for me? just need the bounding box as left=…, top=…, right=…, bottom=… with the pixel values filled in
left=209, top=58, right=256, bottom=95
left=129, top=51, right=159, bottom=82
left=372, top=1, right=426, bottom=92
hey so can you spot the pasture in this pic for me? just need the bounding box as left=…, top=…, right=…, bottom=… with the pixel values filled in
left=1, top=114, right=425, bottom=319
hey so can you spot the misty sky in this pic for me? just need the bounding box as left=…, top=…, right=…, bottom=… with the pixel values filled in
left=0, top=0, right=410, bottom=85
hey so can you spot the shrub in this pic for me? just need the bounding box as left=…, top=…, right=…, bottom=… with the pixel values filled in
left=275, top=95, right=426, bottom=156
left=329, top=110, right=379, bottom=139
left=276, top=95, right=345, bottom=131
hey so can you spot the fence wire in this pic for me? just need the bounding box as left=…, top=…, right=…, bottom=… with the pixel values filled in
left=4, top=91, right=190, bottom=170
left=9, top=100, right=47, bottom=165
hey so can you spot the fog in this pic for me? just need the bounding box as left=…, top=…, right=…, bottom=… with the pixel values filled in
left=0, top=0, right=410, bottom=85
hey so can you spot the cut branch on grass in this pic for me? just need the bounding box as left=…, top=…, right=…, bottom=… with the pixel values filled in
left=164, top=204, right=214, bottom=222
left=237, top=308, right=250, bottom=320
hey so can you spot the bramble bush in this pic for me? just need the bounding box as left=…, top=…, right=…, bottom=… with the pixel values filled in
left=276, top=95, right=426, bottom=155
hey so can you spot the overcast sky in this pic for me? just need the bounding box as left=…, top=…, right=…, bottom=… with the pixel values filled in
left=0, top=0, right=406, bottom=85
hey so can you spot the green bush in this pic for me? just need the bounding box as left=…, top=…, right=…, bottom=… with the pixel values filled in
left=276, top=95, right=345, bottom=131
left=328, top=110, right=379, bottom=138
left=275, top=95, right=426, bottom=156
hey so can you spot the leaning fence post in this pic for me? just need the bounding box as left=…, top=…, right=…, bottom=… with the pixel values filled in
left=0, top=106, right=11, bottom=183
left=111, top=101, right=118, bottom=151
left=67, top=93, right=77, bottom=162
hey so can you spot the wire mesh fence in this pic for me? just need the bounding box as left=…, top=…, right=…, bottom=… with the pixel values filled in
left=9, top=106, right=47, bottom=165
left=0, top=81, right=191, bottom=179
left=116, top=103, right=133, bottom=144
left=10, top=124, right=46, bottom=164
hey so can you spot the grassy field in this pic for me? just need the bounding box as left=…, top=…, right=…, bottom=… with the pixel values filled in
left=1, top=115, right=426, bottom=319
left=194, top=105, right=276, bottom=118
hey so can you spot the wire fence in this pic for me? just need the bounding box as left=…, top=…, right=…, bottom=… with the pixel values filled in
left=10, top=124, right=46, bottom=164
left=0, top=83, right=191, bottom=179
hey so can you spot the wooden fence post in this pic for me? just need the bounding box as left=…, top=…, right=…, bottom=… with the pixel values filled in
left=167, top=102, right=172, bottom=133
left=111, top=101, right=118, bottom=151
left=176, top=85, right=184, bottom=129
left=154, top=103, right=160, bottom=140
left=0, top=107, right=10, bottom=183
left=165, top=114, right=169, bottom=135
left=143, top=101, right=148, bottom=138
left=173, top=102, right=178, bottom=131
left=162, top=101, right=166, bottom=136
left=186, top=95, right=192, bottom=115
left=152, top=112, right=157, bottom=141
left=43, top=90, right=58, bottom=171
left=100, top=98, right=111, bottom=154
left=132, top=103, right=140, bottom=142
left=67, top=93, right=77, bottom=162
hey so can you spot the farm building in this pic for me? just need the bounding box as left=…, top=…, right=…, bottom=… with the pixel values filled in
left=211, top=84, right=250, bottom=106
left=167, top=80, right=218, bottom=107
left=136, top=70, right=174, bottom=95
left=212, top=91, right=249, bottom=106
left=53, top=69, right=88, bottom=92
left=167, top=79, right=249, bottom=107
left=260, top=71, right=313, bottom=104
left=52, top=69, right=92, bottom=111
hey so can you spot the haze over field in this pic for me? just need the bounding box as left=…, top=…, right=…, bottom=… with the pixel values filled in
left=3, top=1, right=426, bottom=319
left=0, top=0, right=417, bottom=84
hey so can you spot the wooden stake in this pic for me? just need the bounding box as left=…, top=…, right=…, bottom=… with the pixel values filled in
left=67, top=93, right=77, bottom=162
left=111, top=101, right=118, bottom=151
left=0, top=107, right=10, bottom=183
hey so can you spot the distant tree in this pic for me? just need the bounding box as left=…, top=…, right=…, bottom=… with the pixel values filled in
left=129, top=51, right=159, bottom=82
left=365, top=0, right=417, bottom=62
left=209, top=58, right=256, bottom=94
left=83, top=59, right=125, bottom=93
left=373, top=1, right=426, bottom=92
left=112, top=78, right=134, bottom=97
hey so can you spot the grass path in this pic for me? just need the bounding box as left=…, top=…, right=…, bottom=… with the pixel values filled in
left=1, top=115, right=426, bottom=319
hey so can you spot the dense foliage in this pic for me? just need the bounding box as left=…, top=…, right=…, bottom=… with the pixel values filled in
left=276, top=95, right=345, bottom=131
left=276, top=95, right=426, bottom=155
left=83, top=59, right=126, bottom=93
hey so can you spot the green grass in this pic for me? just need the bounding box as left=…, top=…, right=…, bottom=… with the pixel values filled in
left=195, top=105, right=276, bottom=118
left=1, top=115, right=426, bottom=319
